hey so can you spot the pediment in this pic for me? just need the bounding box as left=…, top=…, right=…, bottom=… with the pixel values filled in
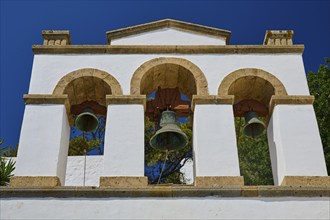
left=106, top=19, right=231, bottom=45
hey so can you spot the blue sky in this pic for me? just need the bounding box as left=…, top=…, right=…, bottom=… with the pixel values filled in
left=0, top=0, right=329, bottom=147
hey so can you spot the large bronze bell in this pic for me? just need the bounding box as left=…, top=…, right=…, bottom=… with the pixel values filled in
left=150, top=110, right=188, bottom=151
left=75, top=108, right=99, bottom=132
left=243, top=111, right=266, bottom=138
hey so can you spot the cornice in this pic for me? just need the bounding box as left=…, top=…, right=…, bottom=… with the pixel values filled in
left=32, top=45, right=305, bottom=54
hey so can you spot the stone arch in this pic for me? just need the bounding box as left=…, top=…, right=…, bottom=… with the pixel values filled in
left=53, top=68, right=123, bottom=96
left=218, top=68, right=287, bottom=96
left=53, top=68, right=123, bottom=125
left=218, top=68, right=287, bottom=107
left=130, top=57, right=209, bottom=99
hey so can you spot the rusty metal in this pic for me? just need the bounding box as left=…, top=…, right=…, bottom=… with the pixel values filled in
left=233, top=99, right=268, bottom=117
left=146, top=87, right=191, bottom=129
left=150, top=110, right=188, bottom=151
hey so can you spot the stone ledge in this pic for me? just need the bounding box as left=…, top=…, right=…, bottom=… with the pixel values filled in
left=281, top=176, right=330, bottom=187
left=191, top=95, right=234, bottom=110
left=106, top=95, right=146, bottom=109
left=10, top=176, right=61, bottom=187
left=32, top=45, right=305, bottom=54
left=1, top=186, right=329, bottom=198
left=195, top=176, right=244, bottom=187
left=23, top=94, right=70, bottom=119
left=24, top=94, right=69, bottom=105
left=99, top=176, right=148, bottom=188
left=266, top=95, right=315, bottom=124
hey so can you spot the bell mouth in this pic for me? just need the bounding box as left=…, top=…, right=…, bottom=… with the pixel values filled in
left=150, top=110, right=189, bottom=151
left=75, top=109, right=99, bottom=132
left=243, top=111, right=266, bottom=138
left=150, top=131, right=188, bottom=151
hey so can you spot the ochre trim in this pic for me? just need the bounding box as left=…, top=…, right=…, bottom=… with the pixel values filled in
left=53, top=68, right=123, bottom=96
left=24, top=94, right=68, bottom=105
left=23, top=94, right=70, bottom=119
left=281, top=176, right=330, bottom=187
left=195, top=176, right=244, bottom=187
left=32, top=45, right=305, bottom=54
left=106, top=95, right=146, bottom=110
left=10, top=176, right=61, bottom=187
left=265, top=95, right=314, bottom=124
left=100, top=176, right=148, bottom=188
left=2, top=186, right=329, bottom=198
left=269, top=95, right=314, bottom=114
left=191, top=95, right=234, bottom=111
left=130, top=57, right=209, bottom=97
left=106, top=19, right=231, bottom=44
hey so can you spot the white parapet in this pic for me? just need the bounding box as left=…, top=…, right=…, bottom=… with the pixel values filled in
left=193, top=104, right=241, bottom=177
left=267, top=105, right=328, bottom=185
left=14, top=104, right=70, bottom=185
left=2, top=197, right=329, bottom=219
left=102, top=104, right=145, bottom=177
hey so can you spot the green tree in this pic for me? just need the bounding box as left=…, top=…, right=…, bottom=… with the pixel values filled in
left=68, top=136, right=100, bottom=156
left=235, top=118, right=273, bottom=185
left=307, top=58, right=330, bottom=174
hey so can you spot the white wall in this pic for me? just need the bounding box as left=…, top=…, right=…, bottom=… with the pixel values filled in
left=103, top=104, right=145, bottom=177
left=1, top=197, right=329, bottom=219
left=194, top=104, right=240, bottom=176
left=15, top=104, right=70, bottom=185
left=268, top=105, right=328, bottom=185
left=64, top=156, right=103, bottom=186
left=29, top=54, right=308, bottom=97
left=10, top=156, right=196, bottom=186
left=111, top=28, right=227, bottom=45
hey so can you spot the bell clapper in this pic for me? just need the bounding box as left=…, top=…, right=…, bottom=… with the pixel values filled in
left=82, top=132, right=87, bottom=187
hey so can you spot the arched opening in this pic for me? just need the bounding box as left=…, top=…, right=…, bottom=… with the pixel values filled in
left=219, top=68, right=287, bottom=185
left=132, top=57, right=208, bottom=185
left=53, top=68, right=122, bottom=186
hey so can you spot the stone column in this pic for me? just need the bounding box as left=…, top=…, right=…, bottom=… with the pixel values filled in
left=192, top=96, right=244, bottom=187
left=10, top=95, right=70, bottom=187
left=267, top=96, right=329, bottom=186
left=100, top=95, right=148, bottom=187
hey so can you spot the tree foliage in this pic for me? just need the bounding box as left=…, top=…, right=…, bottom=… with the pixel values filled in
left=235, top=118, right=273, bottom=185
left=68, top=137, right=100, bottom=156
left=307, top=58, right=330, bottom=174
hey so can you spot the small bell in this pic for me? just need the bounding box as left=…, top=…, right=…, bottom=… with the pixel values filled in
left=150, top=110, right=188, bottom=151
left=75, top=108, right=99, bottom=132
left=243, top=111, right=266, bottom=138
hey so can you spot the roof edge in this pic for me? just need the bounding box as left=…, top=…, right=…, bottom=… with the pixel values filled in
left=106, top=19, right=231, bottom=44
left=32, top=45, right=305, bottom=55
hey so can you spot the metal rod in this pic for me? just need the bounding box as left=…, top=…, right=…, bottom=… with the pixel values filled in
left=83, top=132, right=87, bottom=187
left=157, top=150, right=169, bottom=184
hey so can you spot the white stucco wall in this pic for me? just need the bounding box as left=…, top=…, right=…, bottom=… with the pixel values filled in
left=103, top=104, right=145, bottom=176
left=194, top=104, right=240, bottom=176
left=268, top=105, right=328, bottom=185
left=28, top=54, right=309, bottom=97
left=180, top=159, right=194, bottom=184
left=15, top=104, right=70, bottom=185
left=9, top=156, right=194, bottom=186
left=1, top=197, right=329, bottom=219
left=64, top=156, right=103, bottom=186
left=111, top=28, right=227, bottom=45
